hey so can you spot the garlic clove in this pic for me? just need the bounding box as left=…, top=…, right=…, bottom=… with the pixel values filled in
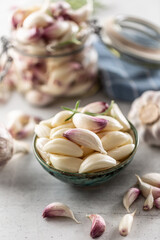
left=123, top=188, right=140, bottom=212
left=154, top=197, right=160, bottom=209
left=141, top=173, right=160, bottom=188
left=51, top=111, right=73, bottom=127
left=23, top=11, right=53, bottom=28
left=110, top=103, right=130, bottom=131
left=79, top=153, right=116, bottom=173
left=50, top=122, right=75, bottom=137
left=63, top=128, right=106, bottom=154
left=87, top=214, right=106, bottom=239
left=72, top=113, right=107, bottom=133
left=25, top=90, right=54, bottom=107
left=40, top=118, right=53, bottom=128
left=143, top=188, right=154, bottom=211
left=36, top=138, right=50, bottom=164
left=43, top=138, right=83, bottom=157
left=97, top=116, right=123, bottom=131
left=81, top=101, right=109, bottom=114
left=136, top=175, right=160, bottom=199
left=34, top=124, right=51, bottom=138
left=101, top=131, right=133, bottom=151
left=119, top=210, right=136, bottom=236
left=108, top=144, right=135, bottom=161
left=50, top=128, right=71, bottom=139
left=49, top=154, right=83, bottom=173
left=42, top=202, right=80, bottom=223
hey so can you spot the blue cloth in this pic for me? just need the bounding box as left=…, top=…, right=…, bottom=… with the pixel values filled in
left=95, top=41, right=160, bottom=102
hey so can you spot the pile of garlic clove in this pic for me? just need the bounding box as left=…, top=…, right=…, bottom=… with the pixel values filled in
left=35, top=101, right=135, bottom=173
left=119, top=172, right=160, bottom=237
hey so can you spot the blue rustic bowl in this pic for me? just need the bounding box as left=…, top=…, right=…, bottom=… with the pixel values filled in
left=33, top=121, right=138, bottom=186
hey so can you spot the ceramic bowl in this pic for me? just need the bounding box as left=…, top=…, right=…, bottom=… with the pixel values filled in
left=33, top=121, right=138, bottom=186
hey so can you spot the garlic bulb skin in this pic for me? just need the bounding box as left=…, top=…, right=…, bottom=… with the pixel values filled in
left=128, top=90, right=160, bottom=146
left=0, top=124, right=13, bottom=165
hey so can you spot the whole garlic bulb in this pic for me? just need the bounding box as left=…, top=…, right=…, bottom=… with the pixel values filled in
left=128, top=90, right=160, bottom=146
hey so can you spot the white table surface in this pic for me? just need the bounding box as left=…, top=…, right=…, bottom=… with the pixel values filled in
left=1, top=1, right=160, bottom=240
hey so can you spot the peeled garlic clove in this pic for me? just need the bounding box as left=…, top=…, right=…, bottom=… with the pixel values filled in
left=123, top=188, right=140, bottom=212
left=36, top=138, right=50, bottom=164
left=49, top=154, right=83, bottom=173
left=23, top=12, right=53, bottom=28
left=141, top=173, right=160, bottom=188
left=50, top=128, right=71, bottom=139
left=43, top=138, right=83, bottom=157
left=87, top=214, right=106, bottom=239
left=34, top=124, right=51, bottom=138
left=97, top=116, right=123, bottom=131
left=108, top=144, right=135, bottom=161
left=42, top=202, right=79, bottom=223
left=40, top=118, right=53, bottom=128
left=79, top=153, right=116, bottom=173
left=154, top=197, right=160, bottom=209
left=110, top=103, right=130, bottom=131
left=101, top=131, right=133, bottom=151
left=119, top=210, right=136, bottom=236
left=63, top=128, right=106, bottom=154
left=81, top=146, right=94, bottom=157
left=136, top=175, right=160, bottom=199
left=143, top=188, right=154, bottom=211
left=72, top=113, right=107, bottom=133
left=81, top=102, right=109, bottom=114
left=50, top=122, right=75, bottom=136
left=51, top=111, right=73, bottom=127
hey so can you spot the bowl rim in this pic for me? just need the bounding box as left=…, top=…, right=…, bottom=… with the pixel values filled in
left=33, top=121, right=139, bottom=177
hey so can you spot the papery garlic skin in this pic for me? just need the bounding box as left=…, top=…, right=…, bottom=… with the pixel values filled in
left=72, top=113, right=107, bottom=133
left=43, top=138, right=83, bottom=157
left=108, top=144, right=135, bottom=161
left=79, top=153, right=116, bottom=173
left=101, top=131, right=133, bottom=151
left=63, top=128, right=106, bottom=154
left=143, top=188, right=154, bottom=211
left=42, top=202, right=79, bottom=223
left=49, top=154, right=83, bottom=173
left=154, top=197, right=160, bottom=209
left=123, top=188, right=140, bottom=212
left=87, top=214, right=106, bottom=239
left=136, top=175, right=160, bottom=199
left=142, top=173, right=160, bottom=188
left=119, top=211, right=136, bottom=237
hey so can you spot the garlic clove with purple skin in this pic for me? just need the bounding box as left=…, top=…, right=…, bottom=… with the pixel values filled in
left=15, top=27, right=43, bottom=44
left=42, top=202, right=80, bottom=223
left=81, top=102, right=109, bottom=114
left=154, top=197, right=160, bottom=209
left=43, top=20, right=69, bottom=39
left=79, top=153, right=116, bottom=173
left=63, top=128, right=106, bottom=154
left=141, top=173, right=160, bottom=188
left=136, top=175, right=160, bottom=199
left=143, top=188, right=154, bottom=211
left=72, top=113, right=107, bottom=133
left=123, top=188, right=140, bottom=212
left=97, top=116, right=123, bottom=131
left=119, top=210, right=136, bottom=237
left=87, top=214, right=106, bottom=239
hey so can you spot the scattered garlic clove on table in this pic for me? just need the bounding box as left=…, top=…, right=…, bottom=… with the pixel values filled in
left=42, top=202, right=80, bottom=223
left=119, top=210, right=136, bottom=237
left=141, top=173, right=160, bottom=188
left=143, top=188, right=154, bottom=211
left=63, top=128, right=106, bottom=154
left=87, top=214, right=106, bottom=239
left=123, top=187, right=140, bottom=212
left=154, top=197, right=160, bottom=209
left=79, top=153, right=116, bottom=173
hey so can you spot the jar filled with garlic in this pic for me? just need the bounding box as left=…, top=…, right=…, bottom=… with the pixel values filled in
left=35, top=101, right=135, bottom=173
left=2, top=1, right=98, bottom=106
